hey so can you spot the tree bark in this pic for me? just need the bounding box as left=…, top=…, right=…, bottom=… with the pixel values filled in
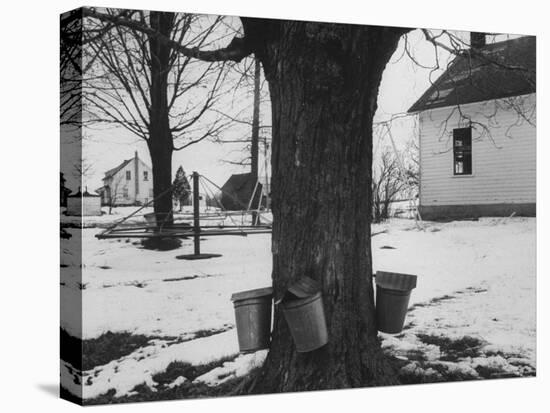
left=147, top=12, right=175, bottom=226
left=241, top=20, right=408, bottom=392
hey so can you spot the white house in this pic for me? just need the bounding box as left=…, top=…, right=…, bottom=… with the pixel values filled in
left=408, top=35, right=536, bottom=220
left=98, top=151, right=154, bottom=206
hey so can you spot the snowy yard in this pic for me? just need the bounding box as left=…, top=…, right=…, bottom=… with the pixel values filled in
left=60, top=213, right=536, bottom=401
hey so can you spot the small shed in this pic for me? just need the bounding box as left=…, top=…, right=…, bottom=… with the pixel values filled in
left=66, top=189, right=102, bottom=216
left=221, top=173, right=263, bottom=211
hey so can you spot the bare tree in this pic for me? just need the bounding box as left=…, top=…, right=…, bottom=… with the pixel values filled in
left=103, top=174, right=125, bottom=214
left=61, top=9, right=119, bottom=126
left=82, top=9, right=234, bottom=225
left=403, top=138, right=420, bottom=190
left=372, top=147, right=408, bottom=222
left=215, top=58, right=272, bottom=180
left=60, top=10, right=83, bottom=127
left=72, top=161, right=93, bottom=182
left=71, top=157, right=94, bottom=194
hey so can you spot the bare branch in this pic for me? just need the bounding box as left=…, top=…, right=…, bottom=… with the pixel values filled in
left=83, top=8, right=252, bottom=63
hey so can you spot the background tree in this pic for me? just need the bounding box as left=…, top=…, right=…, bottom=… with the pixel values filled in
left=218, top=56, right=272, bottom=222
left=219, top=58, right=270, bottom=175
left=172, top=166, right=191, bottom=211
left=403, top=138, right=420, bottom=191
left=82, top=9, right=234, bottom=226
left=371, top=122, right=419, bottom=222
left=105, top=174, right=125, bottom=215
left=372, top=147, right=407, bottom=222
left=60, top=11, right=82, bottom=127
left=71, top=157, right=94, bottom=195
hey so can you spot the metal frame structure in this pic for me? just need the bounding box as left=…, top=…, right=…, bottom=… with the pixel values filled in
left=96, top=171, right=272, bottom=259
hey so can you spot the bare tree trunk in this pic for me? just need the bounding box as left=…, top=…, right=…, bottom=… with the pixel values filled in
left=147, top=11, right=174, bottom=227
left=251, top=58, right=261, bottom=225
left=242, top=20, right=407, bottom=392
left=382, top=199, right=391, bottom=220
left=148, top=139, right=173, bottom=224
left=372, top=184, right=382, bottom=223
left=251, top=57, right=261, bottom=182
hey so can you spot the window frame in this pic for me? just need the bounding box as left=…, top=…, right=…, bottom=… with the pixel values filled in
left=452, top=127, right=473, bottom=176
left=143, top=171, right=148, bottom=181
left=126, top=170, right=131, bottom=180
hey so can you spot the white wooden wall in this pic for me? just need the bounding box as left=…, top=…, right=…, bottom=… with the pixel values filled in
left=112, top=158, right=154, bottom=205
left=418, top=94, right=536, bottom=207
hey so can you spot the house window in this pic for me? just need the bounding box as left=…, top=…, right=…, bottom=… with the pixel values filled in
left=143, top=171, right=148, bottom=181
left=453, top=127, right=472, bottom=175
left=126, top=170, right=131, bottom=180
left=123, top=187, right=129, bottom=198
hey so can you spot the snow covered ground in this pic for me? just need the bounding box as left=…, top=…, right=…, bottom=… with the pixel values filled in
left=60, top=216, right=536, bottom=400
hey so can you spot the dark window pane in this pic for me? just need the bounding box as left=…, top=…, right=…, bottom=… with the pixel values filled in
left=453, top=127, right=472, bottom=175
left=463, top=151, right=472, bottom=174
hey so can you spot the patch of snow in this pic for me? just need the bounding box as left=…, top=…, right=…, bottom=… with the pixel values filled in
left=167, top=376, right=187, bottom=389
left=60, top=217, right=535, bottom=399
left=429, top=360, right=479, bottom=378
left=470, top=355, right=519, bottom=375
left=380, top=333, right=441, bottom=361
left=193, top=350, right=268, bottom=387
left=63, top=329, right=240, bottom=399
left=61, top=228, right=272, bottom=338
left=376, top=218, right=535, bottom=365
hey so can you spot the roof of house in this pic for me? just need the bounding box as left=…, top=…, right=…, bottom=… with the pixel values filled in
left=221, top=173, right=255, bottom=192
left=221, top=173, right=262, bottom=211
left=103, top=159, right=132, bottom=180
left=408, top=36, right=536, bottom=113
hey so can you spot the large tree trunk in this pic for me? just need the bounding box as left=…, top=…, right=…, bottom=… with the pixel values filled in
left=148, top=138, right=173, bottom=225
left=147, top=12, right=175, bottom=226
left=241, top=20, right=408, bottom=392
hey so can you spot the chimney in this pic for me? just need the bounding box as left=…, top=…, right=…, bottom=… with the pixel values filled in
left=470, top=32, right=486, bottom=49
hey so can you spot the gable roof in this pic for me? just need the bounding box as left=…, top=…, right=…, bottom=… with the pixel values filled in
left=221, top=173, right=262, bottom=211
left=408, top=36, right=536, bottom=113
left=103, top=159, right=132, bottom=180
left=221, top=173, right=255, bottom=192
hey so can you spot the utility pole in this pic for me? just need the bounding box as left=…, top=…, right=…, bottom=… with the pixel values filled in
left=251, top=58, right=261, bottom=225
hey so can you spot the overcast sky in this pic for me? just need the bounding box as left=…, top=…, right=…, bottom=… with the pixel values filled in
left=61, top=21, right=519, bottom=193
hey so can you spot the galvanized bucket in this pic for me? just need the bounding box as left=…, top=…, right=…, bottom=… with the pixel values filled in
left=375, top=271, right=418, bottom=334
left=281, top=291, right=328, bottom=352
left=231, top=287, right=273, bottom=352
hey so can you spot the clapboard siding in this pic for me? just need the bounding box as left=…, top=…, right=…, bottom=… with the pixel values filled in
left=419, top=94, right=536, bottom=206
